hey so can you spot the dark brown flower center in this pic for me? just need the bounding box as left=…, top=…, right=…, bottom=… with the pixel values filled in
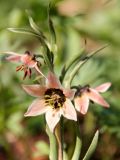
left=44, top=88, right=66, bottom=109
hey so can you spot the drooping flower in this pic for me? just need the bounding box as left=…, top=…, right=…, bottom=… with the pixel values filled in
left=74, top=82, right=111, bottom=114
left=5, top=51, right=45, bottom=79
left=22, top=72, right=77, bottom=132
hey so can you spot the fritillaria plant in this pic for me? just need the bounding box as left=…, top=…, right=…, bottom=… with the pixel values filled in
left=0, top=6, right=111, bottom=160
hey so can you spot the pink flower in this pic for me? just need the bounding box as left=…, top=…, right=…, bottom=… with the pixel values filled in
left=22, top=72, right=77, bottom=132
left=74, top=82, right=111, bottom=114
left=5, top=51, right=45, bottom=79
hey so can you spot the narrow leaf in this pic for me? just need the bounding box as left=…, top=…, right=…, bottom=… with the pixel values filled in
left=28, top=15, right=46, bottom=40
left=71, top=122, right=82, bottom=160
left=8, top=28, right=41, bottom=38
left=48, top=4, right=57, bottom=53
left=82, top=130, right=99, bottom=160
left=28, top=16, right=42, bottom=35
left=64, top=44, right=109, bottom=87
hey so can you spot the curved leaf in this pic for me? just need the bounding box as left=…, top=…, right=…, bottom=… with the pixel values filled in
left=82, top=130, right=99, bottom=160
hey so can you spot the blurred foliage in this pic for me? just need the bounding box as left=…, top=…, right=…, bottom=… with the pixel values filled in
left=0, top=0, right=120, bottom=160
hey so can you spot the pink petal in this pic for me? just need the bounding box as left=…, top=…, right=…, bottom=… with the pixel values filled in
left=45, top=109, right=61, bottom=132
left=1, top=51, right=21, bottom=56
left=34, top=65, right=47, bottom=79
left=22, top=84, right=46, bottom=97
left=27, top=61, right=37, bottom=68
left=20, top=54, right=36, bottom=67
left=95, top=82, right=111, bottom=93
left=87, top=88, right=110, bottom=107
left=63, top=98, right=77, bottom=121
left=6, top=55, right=21, bottom=62
left=74, top=95, right=89, bottom=114
left=63, top=88, right=75, bottom=99
left=46, top=72, right=62, bottom=88
left=24, top=99, right=48, bottom=116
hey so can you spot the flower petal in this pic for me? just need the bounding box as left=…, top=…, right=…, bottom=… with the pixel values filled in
left=63, top=88, right=75, bottom=100
left=63, top=98, right=77, bottom=121
left=6, top=55, right=21, bottom=62
left=34, top=65, right=47, bottom=79
left=45, top=109, right=61, bottom=132
left=95, top=82, right=111, bottom=93
left=46, top=72, right=62, bottom=88
left=24, top=99, right=48, bottom=116
left=74, top=95, right=89, bottom=114
left=87, top=88, right=109, bottom=107
left=20, top=54, right=36, bottom=67
left=22, top=84, right=46, bottom=97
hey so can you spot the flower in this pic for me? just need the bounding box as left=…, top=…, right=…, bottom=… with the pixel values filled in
left=74, top=82, right=111, bottom=114
left=22, top=72, right=77, bottom=132
left=5, top=51, right=45, bottom=79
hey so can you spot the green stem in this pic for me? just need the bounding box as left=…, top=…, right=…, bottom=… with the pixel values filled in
left=71, top=121, right=82, bottom=160
left=46, top=125, right=58, bottom=160
left=55, top=121, right=63, bottom=160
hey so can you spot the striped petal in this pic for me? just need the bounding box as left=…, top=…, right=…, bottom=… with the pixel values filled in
left=95, top=82, right=111, bottom=93
left=45, top=109, right=61, bottom=133
left=22, top=84, right=46, bottom=97
left=87, top=89, right=109, bottom=107
left=63, top=88, right=75, bottom=100
left=6, top=55, right=21, bottom=62
left=46, top=72, right=62, bottom=88
left=63, top=98, right=77, bottom=120
left=74, top=95, right=89, bottom=114
left=24, top=99, right=48, bottom=116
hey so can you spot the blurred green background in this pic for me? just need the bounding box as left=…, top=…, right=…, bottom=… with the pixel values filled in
left=0, top=0, right=120, bottom=160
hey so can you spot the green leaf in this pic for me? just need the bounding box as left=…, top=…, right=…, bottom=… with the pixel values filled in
left=82, top=130, right=99, bottom=160
left=71, top=122, right=82, bottom=160
left=64, top=44, right=109, bottom=87
left=48, top=4, right=57, bottom=53
left=29, top=16, right=43, bottom=35
left=8, top=28, right=41, bottom=38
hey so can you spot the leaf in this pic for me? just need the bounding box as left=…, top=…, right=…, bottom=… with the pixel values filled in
left=48, top=4, right=57, bottom=53
left=8, top=28, right=41, bottom=38
left=64, top=44, right=109, bottom=87
left=27, top=13, right=46, bottom=39
left=82, top=130, right=99, bottom=160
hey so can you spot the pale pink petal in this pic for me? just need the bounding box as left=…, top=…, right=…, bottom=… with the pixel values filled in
left=87, top=88, right=109, bottom=107
left=20, top=54, right=35, bottom=66
left=22, top=84, right=46, bottom=97
left=95, top=82, right=111, bottom=93
left=6, top=55, right=21, bottom=62
left=74, top=95, right=89, bottom=114
left=63, top=88, right=75, bottom=99
left=63, top=98, right=77, bottom=121
left=46, top=72, right=62, bottom=88
left=27, top=60, right=37, bottom=68
left=1, top=51, right=21, bottom=56
left=45, top=109, right=61, bottom=132
left=34, top=65, right=47, bottom=79
left=24, top=99, right=48, bottom=116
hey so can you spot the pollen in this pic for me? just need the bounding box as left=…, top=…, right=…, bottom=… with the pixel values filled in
left=44, top=88, right=66, bottom=109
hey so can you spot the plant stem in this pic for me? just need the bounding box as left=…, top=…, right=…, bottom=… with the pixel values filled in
left=46, top=125, right=58, bottom=160
left=71, top=121, right=82, bottom=160
left=55, top=120, right=63, bottom=160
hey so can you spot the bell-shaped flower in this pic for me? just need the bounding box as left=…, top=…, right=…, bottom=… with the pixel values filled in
left=5, top=51, right=45, bottom=79
left=22, top=72, right=77, bottom=132
left=74, top=82, right=111, bottom=114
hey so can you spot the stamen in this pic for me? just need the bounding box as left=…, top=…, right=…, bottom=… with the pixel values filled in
left=44, top=88, right=66, bottom=109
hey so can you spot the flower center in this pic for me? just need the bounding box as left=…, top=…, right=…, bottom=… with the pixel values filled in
left=44, top=88, right=66, bottom=109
